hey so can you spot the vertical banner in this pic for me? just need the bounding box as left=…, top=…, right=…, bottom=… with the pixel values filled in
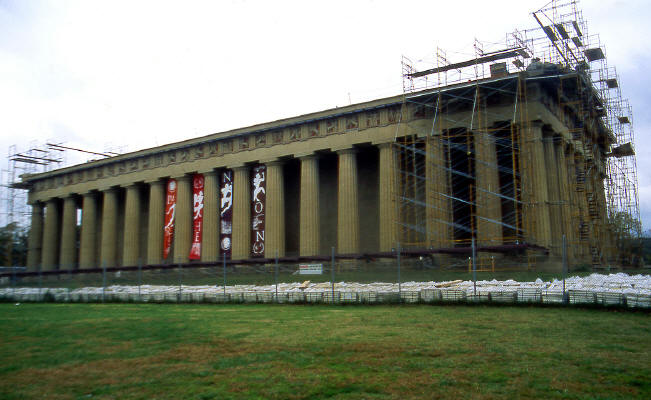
left=189, top=174, right=204, bottom=260
left=251, top=165, right=266, bottom=257
left=219, top=170, right=233, bottom=258
left=163, top=179, right=177, bottom=259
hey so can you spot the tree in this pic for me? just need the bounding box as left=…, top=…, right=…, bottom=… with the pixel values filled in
left=0, top=223, right=28, bottom=267
left=608, top=212, right=642, bottom=267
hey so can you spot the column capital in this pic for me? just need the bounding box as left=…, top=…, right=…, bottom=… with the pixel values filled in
left=171, top=174, right=192, bottom=181
left=335, top=148, right=357, bottom=155
left=144, top=178, right=166, bottom=185
left=263, top=159, right=284, bottom=166
left=98, top=186, right=119, bottom=193
left=295, top=152, right=318, bottom=160
left=197, top=169, right=218, bottom=176
left=81, top=191, right=97, bottom=198
left=376, top=142, right=393, bottom=150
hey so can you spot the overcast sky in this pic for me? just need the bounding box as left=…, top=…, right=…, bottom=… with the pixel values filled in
left=1, top=0, right=650, bottom=229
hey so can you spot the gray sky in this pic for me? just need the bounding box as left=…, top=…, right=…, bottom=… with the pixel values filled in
left=1, top=0, right=650, bottom=229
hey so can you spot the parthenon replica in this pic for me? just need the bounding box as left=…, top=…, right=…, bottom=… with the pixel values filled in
left=16, top=1, right=641, bottom=272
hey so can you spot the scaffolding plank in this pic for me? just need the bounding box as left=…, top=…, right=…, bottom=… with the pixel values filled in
left=584, top=48, right=605, bottom=61
left=555, top=23, right=570, bottom=40
left=409, top=49, right=523, bottom=78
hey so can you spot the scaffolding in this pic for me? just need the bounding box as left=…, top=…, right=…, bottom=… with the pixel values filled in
left=394, top=0, right=641, bottom=268
left=1, top=142, right=65, bottom=229
left=1, top=142, right=118, bottom=229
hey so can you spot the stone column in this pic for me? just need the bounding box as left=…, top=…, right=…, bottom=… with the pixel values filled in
left=337, top=149, right=359, bottom=254
left=232, top=166, right=251, bottom=260
left=521, top=121, right=552, bottom=248
left=173, top=175, right=192, bottom=264
left=201, top=171, right=219, bottom=262
left=299, top=155, right=320, bottom=256
left=146, top=180, right=165, bottom=265
left=378, top=144, right=397, bottom=252
left=265, top=161, right=285, bottom=258
left=425, top=135, right=452, bottom=248
left=41, top=199, right=60, bottom=271
left=59, top=196, right=77, bottom=270
left=122, top=184, right=141, bottom=266
left=26, top=203, right=44, bottom=271
left=555, top=141, right=574, bottom=261
left=79, top=192, right=98, bottom=269
left=544, top=134, right=562, bottom=254
left=474, top=130, right=502, bottom=246
left=100, top=188, right=118, bottom=268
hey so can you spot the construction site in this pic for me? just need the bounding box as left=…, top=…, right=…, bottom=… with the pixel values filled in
left=0, top=0, right=643, bottom=282
left=395, top=0, right=641, bottom=269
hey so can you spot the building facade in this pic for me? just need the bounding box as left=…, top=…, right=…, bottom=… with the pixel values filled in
left=19, top=71, right=619, bottom=271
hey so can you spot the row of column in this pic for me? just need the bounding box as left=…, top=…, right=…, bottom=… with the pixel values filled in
left=26, top=145, right=399, bottom=271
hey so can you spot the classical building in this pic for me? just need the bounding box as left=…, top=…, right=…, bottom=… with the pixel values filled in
left=18, top=65, right=633, bottom=271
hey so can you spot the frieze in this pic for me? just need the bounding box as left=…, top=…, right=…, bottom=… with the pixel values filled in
left=180, top=149, right=189, bottom=162
left=366, top=111, right=380, bottom=128
left=209, top=142, right=219, bottom=156
left=345, top=115, right=358, bottom=131
left=194, top=145, right=205, bottom=159
left=289, top=127, right=301, bottom=141
left=56, top=176, right=64, bottom=188
left=308, top=123, right=319, bottom=138
left=65, top=174, right=73, bottom=186
left=272, top=130, right=283, bottom=144
left=167, top=151, right=176, bottom=165
left=255, top=134, right=267, bottom=147
left=96, top=167, right=103, bottom=179
left=106, top=164, right=115, bottom=176
left=142, top=156, right=151, bottom=169
left=387, top=106, right=400, bottom=124
left=326, top=118, right=337, bottom=134
left=239, top=137, right=249, bottom=150
left=118, top=162, right=127, bottom=174
left=128, top=159, right=138, bottom=172
left=222, top=140, right=234, bottom=154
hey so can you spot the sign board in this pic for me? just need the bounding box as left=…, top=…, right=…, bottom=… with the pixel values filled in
left=299, top=264, right=323, bottom=275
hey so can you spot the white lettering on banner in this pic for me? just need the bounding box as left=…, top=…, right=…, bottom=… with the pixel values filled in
left=193, top=190, right=204, bottom=219
left=253, top=171, right=265, bottom=202
left=220, top=183, right=232, bottom=216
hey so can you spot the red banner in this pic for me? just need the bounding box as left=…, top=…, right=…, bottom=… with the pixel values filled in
left=220, top=170, right=233, bottom=258
left=163, top=179, right=177, bottom=259
left=251, top=165, right=266, bottom=257
left=189, top=174, right=204, bottom=260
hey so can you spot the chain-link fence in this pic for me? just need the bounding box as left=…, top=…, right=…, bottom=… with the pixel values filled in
left=1, top=240, right=650, bottom=308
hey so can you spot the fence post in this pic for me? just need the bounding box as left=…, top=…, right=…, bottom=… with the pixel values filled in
left=472, top=237, right=477, bottom=296
left=11, top=264, right=16, bottom=301
left=331, top=246, right=335, bottom=302
left=222, top=253, right=226, bottom=298
left=138, top=258, right=142, bottom=303
left=397, top=242, right=401, bottom=300
left=275, top=250, right=279, bottom=303
left=562, top=234, right=568, bottom=304
left=102, top=261, right=107, bottom=303
left=178, top=263, right=182, bottom=302
left=67, top=263, right=72, bottom=302
left=38, top=262, right=42, bottom=301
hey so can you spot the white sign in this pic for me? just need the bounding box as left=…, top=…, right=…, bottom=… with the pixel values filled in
left=299, top=264, right=323, bottom=275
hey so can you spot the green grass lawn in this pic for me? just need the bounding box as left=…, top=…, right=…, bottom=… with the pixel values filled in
left=0, top=304, right=649, bottom=399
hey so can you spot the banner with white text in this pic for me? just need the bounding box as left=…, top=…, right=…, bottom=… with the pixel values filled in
left=189, top=174, right=204, bottom=260
left=163, top=179, right=177, bottom=259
